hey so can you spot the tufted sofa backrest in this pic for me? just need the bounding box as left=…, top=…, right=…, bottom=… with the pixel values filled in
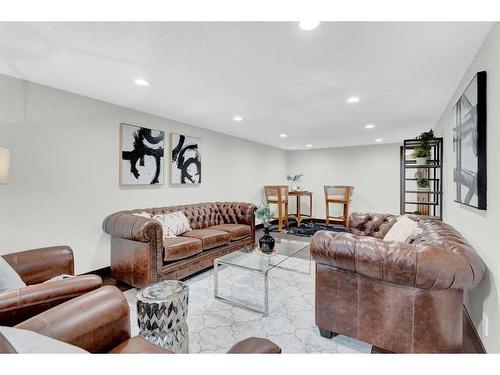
left=128, top=202, right=251, bottom=230
left=345, top=212, right=486, bottom=289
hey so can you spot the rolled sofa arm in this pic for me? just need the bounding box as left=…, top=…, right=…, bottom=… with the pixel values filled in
left=0, top=275, right=102, bottom=326
left=2, top=246, right=74, bottom=285
left=311, top=230, right=484, bottom=290
left=235, top=203, right=257, bottom=226
left=227, top=337, right=281, bottom=354
left=16, top=286, right=130, bottom=353
left=102, top=212, right=162, bottom=242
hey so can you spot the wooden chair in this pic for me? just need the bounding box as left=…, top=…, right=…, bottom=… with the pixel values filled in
left=324, top=185, right=354, bottom=227
left=264, top=185, right=289, bottom=232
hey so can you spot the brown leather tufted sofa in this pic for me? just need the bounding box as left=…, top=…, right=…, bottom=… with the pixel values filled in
left=310, top=212, right=486, bottom=353
left=103, top=202, right=256, bottom=288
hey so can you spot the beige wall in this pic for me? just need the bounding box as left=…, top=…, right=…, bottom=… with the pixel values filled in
left=0, top=74, right=287, bottom=273
left=434, top=24, right=500, bottom=352
left=286, top=143, right=401, bottom=220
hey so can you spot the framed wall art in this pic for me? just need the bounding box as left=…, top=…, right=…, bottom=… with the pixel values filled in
left=120, top=123, right=165, bottom=185
left=453, top=71, right=487, bottom=210
left=170, top=133, right=201, bottom=184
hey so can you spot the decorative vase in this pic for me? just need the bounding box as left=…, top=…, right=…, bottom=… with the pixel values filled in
left=258, top=227, right=275, bottom=254
left=415, top=157, right=427, bottom=166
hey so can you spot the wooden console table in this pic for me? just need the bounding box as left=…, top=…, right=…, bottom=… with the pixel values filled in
left=288, top=190, right=313, bottom=226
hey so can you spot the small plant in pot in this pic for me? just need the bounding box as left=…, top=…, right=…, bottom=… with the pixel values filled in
left=417, top=177, right=430, bottom=191
left=411, top=129, right=434, bottom=165
left=411, top=147, right=430, bottom=166
left=255, top=204, right=275, bottom=254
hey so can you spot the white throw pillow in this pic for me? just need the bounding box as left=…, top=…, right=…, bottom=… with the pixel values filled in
left=383, top=215, right=423, bottom=243
left=152, top=211, right=192, bottom=239
left=0, top=256, right=26, bottom=292
left=133, top=211, right=152, bottom=219
left=0, top=326, right=88, bottom=353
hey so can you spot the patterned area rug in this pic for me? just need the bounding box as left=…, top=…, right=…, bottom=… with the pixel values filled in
left=124, top=255, right=371, bottom=354
left=270, top=221, right=347, bottom=237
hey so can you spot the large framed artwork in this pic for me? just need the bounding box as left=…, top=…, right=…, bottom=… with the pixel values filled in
left=170, top=133, right=201, bottom=184
left=453, top=71, right=487, bottom=210
left=120, top=123, right=164, bottom=185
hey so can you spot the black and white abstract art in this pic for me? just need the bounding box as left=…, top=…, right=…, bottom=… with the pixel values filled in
left=120, top=123, right=164, bottom=185
left=453, top=71, right=487, bottom=210
left=171, top=133, right=201, bottom=184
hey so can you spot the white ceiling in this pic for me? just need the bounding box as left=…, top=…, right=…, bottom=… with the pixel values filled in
left=0, top=22, right=493, bottom=149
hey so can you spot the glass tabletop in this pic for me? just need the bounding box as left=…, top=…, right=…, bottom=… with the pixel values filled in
left=215, top=240, right=309, bottom=273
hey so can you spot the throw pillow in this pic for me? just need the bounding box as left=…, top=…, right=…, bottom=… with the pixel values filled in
left=0, top=256, right=27, bottom=293
left=383, top=215, right=423, bottom=243
left=152, top=211, right=192, bottom=239
left=0, top=326, right=88, bottom=354
left=133, top=211, right=152, bottom=219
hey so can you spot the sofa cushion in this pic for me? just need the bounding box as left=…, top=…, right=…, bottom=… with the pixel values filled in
left=0, top=256, right=26, bottom=292
left=211, top=224, right=251, bottom=241
left=182, top=229, right=230, bottom=250
left=163, top=237, right=203, bottom=262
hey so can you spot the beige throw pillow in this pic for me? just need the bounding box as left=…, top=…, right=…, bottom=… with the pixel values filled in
left=152, top=211, right=192, bottom=238
left=133, top=211, right=152, bottom=219
left=383, top=215, right=423, bottom=243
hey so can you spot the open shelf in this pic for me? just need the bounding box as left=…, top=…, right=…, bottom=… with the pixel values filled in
left=400, top=137, right=443, bottom=220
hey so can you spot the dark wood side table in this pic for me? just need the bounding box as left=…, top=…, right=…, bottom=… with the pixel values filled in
left=288, top=190, right=313, bottom=226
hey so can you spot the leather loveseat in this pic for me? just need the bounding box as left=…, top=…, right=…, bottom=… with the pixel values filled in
left=2, top=285, right=281, bottom=354
left=310, top=213, right=485, bottom=353
left=103, top=202, right=256, bottom=288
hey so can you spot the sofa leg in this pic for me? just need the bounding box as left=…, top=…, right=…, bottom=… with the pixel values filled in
left=319, top=328, right=338, bottom=339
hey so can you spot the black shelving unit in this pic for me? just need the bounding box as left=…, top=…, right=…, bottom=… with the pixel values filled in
left=400, top=137, right=443, bottom=220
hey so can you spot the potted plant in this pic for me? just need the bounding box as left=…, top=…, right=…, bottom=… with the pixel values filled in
left=411, top=129, right=434, bottom=165
left=411, top=147, right=430, bottom=166
left=286, top=173, right=303, bottom=191
left=417, top=177, right=430, bottom=191
left=255, top=204, right=275, bottom=253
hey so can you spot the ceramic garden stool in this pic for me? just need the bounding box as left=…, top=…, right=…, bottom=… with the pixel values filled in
left=136, top=280, right=189, bottom=353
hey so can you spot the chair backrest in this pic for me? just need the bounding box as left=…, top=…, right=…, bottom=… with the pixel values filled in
left=324, top=185, right=354, bottom=202
left=264, top=185, right=289, bottom=203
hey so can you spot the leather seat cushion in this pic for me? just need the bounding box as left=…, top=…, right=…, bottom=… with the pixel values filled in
left=163, top=237, right=203, bottom=262
left=211, top=224, right=251, bottom=241
left=109, top=336, right=172, bottom=354
left=182, top=229, right=230, bottom=250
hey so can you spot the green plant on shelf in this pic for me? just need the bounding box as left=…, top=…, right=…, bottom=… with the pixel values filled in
left=417, top=177, right=430, bottom=189
left=411, top=129, right=435, bottom=159
left=411, top=147, right=430, bottom=159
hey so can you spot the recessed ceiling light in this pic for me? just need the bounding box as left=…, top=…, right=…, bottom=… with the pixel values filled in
left=233, top=115, right=243, bottom=122
left=365, top=124, right=376, bottom=129
left=299, top=21, right=320, bottom=31
left=347, top=97, right=360, bottom=103
left=134, top=79, right=149, bottom=86
left=375, top=138, right=383, bottom=142
left=280, top=134, right=287, bottom=138
left=306, top=144, right=313, bottom=148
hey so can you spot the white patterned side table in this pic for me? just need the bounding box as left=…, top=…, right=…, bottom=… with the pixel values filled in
left=137, top=280, right=189, bottom=353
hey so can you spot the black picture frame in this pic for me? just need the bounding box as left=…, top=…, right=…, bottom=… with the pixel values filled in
left=453, top=71, right=487, bottom=210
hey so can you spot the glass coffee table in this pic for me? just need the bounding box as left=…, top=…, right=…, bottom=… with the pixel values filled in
left=214, top=240, right=310, bottom=316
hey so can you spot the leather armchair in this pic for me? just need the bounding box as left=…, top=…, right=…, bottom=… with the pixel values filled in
left=15, top=285, right=281, bottom=354
left=0, top=246, right=102, bottom=326
left=311, top=213, right=485, bottom=353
